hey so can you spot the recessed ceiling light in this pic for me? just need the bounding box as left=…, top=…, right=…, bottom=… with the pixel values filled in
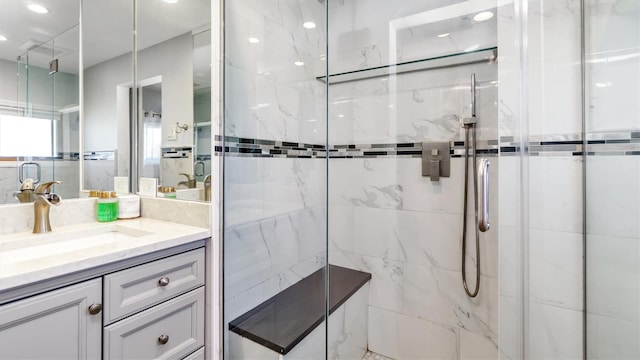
left=248, top=37, right=260, bottom=44
left=303, top=22, right=316, bottom=29
left=337, top=114, right=344, bottom=118
left=437, top=33, right=450, bottom=38
left=473, top=11, right=494, bottom=22
left=294, top=61, right=304, bottom=66
left=0, top=35, right=7, bottom=42
left=163, top=0, right=178, bottom=3
left=27, top=4, right=49, bottom=14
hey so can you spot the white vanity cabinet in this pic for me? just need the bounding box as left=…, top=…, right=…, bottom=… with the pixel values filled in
left=0, top=246, right=206, bottom=360
left=0, top=278, right=103, bottom=359
left=103, top=248, right=206, bottom=360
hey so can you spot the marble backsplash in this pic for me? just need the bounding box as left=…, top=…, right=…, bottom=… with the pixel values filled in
left=0, top=196, right=210, bottom=235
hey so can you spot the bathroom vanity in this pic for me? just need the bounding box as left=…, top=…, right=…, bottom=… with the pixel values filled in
left=0, top=218, right=209, bottom=360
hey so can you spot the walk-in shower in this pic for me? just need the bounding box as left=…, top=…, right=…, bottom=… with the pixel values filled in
left=218, top=0, right=639, bottom=358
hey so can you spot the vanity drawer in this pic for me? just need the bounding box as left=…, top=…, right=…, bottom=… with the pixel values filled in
left=183, top=347, right=205, bottom=360
left=104, top=248, right=205, bottom=324
left=104, top=287, right=205, bottom=360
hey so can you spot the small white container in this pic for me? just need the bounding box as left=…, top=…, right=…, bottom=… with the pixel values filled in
left=118, top=195, right=141, bottom=219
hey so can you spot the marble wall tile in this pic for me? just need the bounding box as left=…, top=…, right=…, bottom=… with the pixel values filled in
left=499, top=225, right=523, bottom=299
left=224, top=206, right=325, bottom=338
left=329, top=157, right=466, bottom=214
left=362, top=255, right=404, bottom=313
left=529, top=302, right=583, bottom=360
left=587, top=313, right=640, bottom=360
left=328, top=283, right=369, bottom=360
left=139, top=196, right=210, bottom=228
left=530, top=229, right=583, bottom=311
left=402, top=264, right=498, bottom=341
left=83, top=159, right=116, bottom=191
left=396, top=310, right=458, bottom=360
left=368, top=305, right=458, bottom=360
left=328, top=205, right=355, bottom=253
left=586, top=0, right=640, bottom=132
left=0, top=198, right=97, bottom=235
left=0, top=166, right=19, bottom=204
left=225, top=157, right=325, bottom=226
left=328, top=63, right=498, bottom=145
left=160, top=154, right=193, bottom=188
left=225, top=0, right=327, bottom=145
left=459, top=328, right=499, bottom=360
left=367, top=305, right=398, bottom=358
left=352, top=206, right=461, bottom=272
left=586, top=156, right=640, bottom=239
left=529, top=156, right=583, bottom=233
left=499, top=295, right=524, bottom=360
left=527, top=0, right=582, bottom=136
left=224, top=156, right=264, bottom=226
left=263, top=158, right=326, bottom=217
left=587, top=233, right=639, bottom=322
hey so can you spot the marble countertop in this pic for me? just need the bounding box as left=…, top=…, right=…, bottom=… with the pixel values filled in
left=0, top=218, right=210, bottom=291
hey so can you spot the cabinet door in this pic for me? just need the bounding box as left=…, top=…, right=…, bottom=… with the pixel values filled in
left=0, top=278, right=102, bottom=360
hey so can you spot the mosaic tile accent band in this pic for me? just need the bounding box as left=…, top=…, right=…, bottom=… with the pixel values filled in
left=215, top=132, right=640, bottom=158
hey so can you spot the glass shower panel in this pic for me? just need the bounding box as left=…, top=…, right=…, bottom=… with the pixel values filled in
left=52, top=26, right=80, bottom=200
left=14, top=40, right=56, bottom=200
left=585, top=1, right=640, bottom=358
left=223, top=0, right=328, bottom=358
left=327, top=1, right=499, bottom=358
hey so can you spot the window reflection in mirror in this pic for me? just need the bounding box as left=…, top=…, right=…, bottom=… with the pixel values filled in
left=0, top=1, right=79, bottom=204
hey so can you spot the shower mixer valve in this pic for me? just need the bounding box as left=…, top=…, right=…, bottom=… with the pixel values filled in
left=421, top=142, right=450, bottom=182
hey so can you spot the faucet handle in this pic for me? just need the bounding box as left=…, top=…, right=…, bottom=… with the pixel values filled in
left=35, top=181, right=61, bottom=194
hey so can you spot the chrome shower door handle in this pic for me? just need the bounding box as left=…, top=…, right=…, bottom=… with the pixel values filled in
left=478, top=158, right=490, bottom=232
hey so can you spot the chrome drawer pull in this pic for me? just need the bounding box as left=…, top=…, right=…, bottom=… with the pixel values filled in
left=88, top=303, right=102, bottom=315
left=158, top=277, right=170, bottom=287
left=158, top=335, right=169, bottom=345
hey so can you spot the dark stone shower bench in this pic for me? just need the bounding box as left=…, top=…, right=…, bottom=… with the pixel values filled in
left=229, top=265, right=371, bottom=356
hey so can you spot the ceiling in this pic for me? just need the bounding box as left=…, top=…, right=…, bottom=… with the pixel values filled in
left=0, top=0, right=210, bottom=74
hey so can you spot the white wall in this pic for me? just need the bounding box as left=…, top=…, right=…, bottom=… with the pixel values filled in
left=84, top=32, right=194, bottom=151
left=84, top=32, right=195, bottom=189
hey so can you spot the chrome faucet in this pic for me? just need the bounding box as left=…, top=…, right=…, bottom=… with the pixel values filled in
left=177, top=173, right=196, bottom=188
left=33, top=181, right=62, bottom=234
left=204, top=174, right=211, bottom=202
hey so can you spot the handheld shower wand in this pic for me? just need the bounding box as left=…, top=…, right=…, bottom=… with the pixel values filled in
left=461, top=73, right=490, bottom=298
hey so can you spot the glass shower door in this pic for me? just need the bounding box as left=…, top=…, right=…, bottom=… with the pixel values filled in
left=585, top=1, right=640, bottom=358
left=326, top=1, right=502, bottom=358
left=222, top=0, right=329, bottom=358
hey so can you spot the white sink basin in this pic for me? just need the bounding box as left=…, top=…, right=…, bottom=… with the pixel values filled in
left=0, top=224, right=154, bottom=265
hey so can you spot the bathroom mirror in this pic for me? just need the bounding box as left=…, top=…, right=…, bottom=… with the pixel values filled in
left=0, top=0, right=80, bottom=204
left=82, top=0, right=211, bottom=202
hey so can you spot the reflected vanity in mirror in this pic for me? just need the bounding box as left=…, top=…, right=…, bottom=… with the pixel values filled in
left=0, top=1, right=80, bottom=204
left=82, top=0, right=211, bottom=202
